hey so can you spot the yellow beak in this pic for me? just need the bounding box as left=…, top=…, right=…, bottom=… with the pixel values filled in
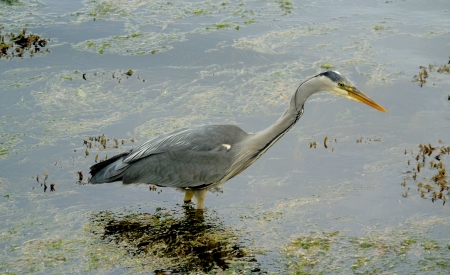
left=347, top=87, right=387, bottom=113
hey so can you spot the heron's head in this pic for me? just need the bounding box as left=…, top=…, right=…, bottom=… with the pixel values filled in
left=320, top=71, right=386, bottom=112
left=293, top=71, right=387, bottom=113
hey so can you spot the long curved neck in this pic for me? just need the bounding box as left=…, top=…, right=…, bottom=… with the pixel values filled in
left=248, top=80, right=317, bottom=157
left=226, top=80, right=320, bottom=179
left=248, top=105, right=303, bottom=157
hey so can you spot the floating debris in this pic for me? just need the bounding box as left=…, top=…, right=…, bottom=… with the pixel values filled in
left=80, top=69, right=143, bottom=84
left=124, top=69, right=133, bottom=77
left=412, top=66, right=429, bottom=87
left=356, top=136, right=381, bottom=143
left=83, top=134, right=129, bottom=153
left=412, top=58, right=450, bottom=87
left=0, top=28, right=50, bottom=60
left=50, top=183, right=55, bottom=192
left=401, top=141, right=449, bottom=205
left=76, top=171, right=90, bottom=185
left=323, top=136, right=328, bottom=149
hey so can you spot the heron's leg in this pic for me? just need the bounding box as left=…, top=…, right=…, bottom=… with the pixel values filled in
left=193, top=189, right=207, bottom=210
left=184, top=189, right=194, bottom=203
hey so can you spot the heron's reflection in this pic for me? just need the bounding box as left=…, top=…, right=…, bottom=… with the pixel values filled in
left=89, top=206, right=250, bottom=273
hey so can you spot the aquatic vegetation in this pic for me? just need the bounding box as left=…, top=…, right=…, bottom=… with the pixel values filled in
left=0, top=28, right=50, bottom=60
left=0, top=132, right=25, bottom=160
left=73, top=31, right=186, bottom=56
left=32, top=172, right=55, bottom=193
left=277, top=0, right=293, bottom=14
left=208, top=22, right=234, bottom=30
left=0, top=0, right=19, bottom=5
left=0, top=1, right=54, bottom=39
left=401, top=142, right=449, bottom=205
left=70, top=0, right=295, bottom=56
left=355, top=136, right=381, bottom=143
left=413, top=59, right=450, bottom=87
left=86, top=208, right=258, bottom=273
left=29, top=69, right=157, bottom=135
left=233, top=25, right=338, bottom=55
left=281, top=216, right=450, bottom=274
left=320, top=63, right=334, bottom=69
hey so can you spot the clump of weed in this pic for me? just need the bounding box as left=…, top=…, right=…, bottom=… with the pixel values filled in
left=401, top=141, right=449, bottom=205
left=412, top=58, right=450, bottom=87
left=0, top=28, right=50, bottom=60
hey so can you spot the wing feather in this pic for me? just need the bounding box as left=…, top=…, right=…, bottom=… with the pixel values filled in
left=111, top=125, right=249, bottom=188
left=123, top=125, right=245, bottom=163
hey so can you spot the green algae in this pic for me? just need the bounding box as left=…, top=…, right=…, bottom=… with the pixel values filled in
left=69, top=0, right=298, bottom=56
left=0, top=132, right=25, bottom=160
left=29, top=69, right=157, bottom=136
left=73, top=31, right=186, bottom=56
left=213, top=22, right=232, bottom=29
left=281, top=216, right=450, bottom=275
left=277, top=0, right=293, bottom=14
left=320, top=63, right=334, bottom=69
left=1, top=0, right=19, bottom=5
left=233, top=25, right=338, bottom=55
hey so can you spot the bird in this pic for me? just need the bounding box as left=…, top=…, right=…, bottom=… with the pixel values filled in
left=89, top=70, right=386, bottom=210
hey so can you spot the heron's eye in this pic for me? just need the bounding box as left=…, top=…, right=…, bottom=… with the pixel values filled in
left=338, top=83, right=345, bottom=88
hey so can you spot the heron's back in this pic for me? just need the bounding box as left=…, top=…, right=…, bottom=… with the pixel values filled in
left=90, top=124, right=250, bottom=188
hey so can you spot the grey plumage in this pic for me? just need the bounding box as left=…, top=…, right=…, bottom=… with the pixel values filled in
left=91, top=125, right=248, bottom=188
left=90, top=71, right=386, bottom=209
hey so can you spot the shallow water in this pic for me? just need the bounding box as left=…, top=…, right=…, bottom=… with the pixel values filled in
left=1, top=0, right=449, bottom=274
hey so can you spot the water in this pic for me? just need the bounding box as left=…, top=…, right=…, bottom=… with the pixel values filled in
left=1, top=0, right=449, bottom=274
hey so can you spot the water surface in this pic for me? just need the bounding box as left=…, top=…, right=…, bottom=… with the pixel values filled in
left=1, top=0, right=449, bottom=274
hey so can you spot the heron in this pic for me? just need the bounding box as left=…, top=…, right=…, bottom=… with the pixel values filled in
left=89, top=71, right=386, bottom=209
